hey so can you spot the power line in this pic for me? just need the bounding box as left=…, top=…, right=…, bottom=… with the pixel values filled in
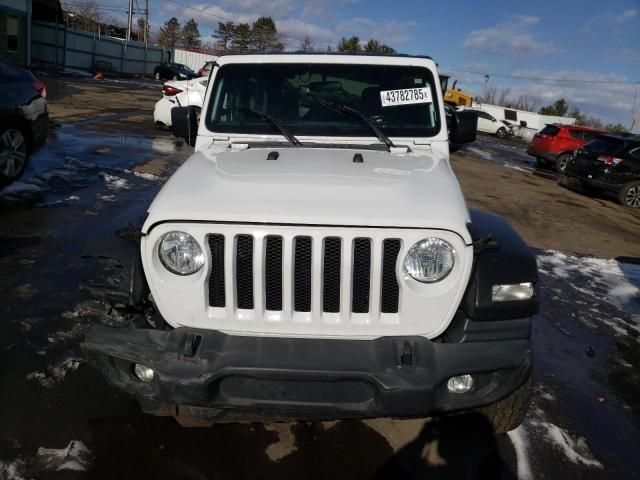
left=442, top=66, right=639, bottom=86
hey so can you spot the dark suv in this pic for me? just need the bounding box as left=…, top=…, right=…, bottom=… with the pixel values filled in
left=153, top=63, right=198, bottom=81
left=563, top=134, right=640, bottom=208
left=527, top=124, right=608, bottom=172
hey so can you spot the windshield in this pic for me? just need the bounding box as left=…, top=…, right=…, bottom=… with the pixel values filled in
left=205, top=63, right=441, bottom=138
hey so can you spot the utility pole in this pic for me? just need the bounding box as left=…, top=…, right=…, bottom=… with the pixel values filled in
left=126, top=0, right=133, bottom=41
left=144, top=0, right=149, bottom=45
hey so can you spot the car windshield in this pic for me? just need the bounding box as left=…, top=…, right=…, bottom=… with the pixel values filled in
left=205, top=63, right=441, bottom=138
left=175, top=64, right=193, bottom=73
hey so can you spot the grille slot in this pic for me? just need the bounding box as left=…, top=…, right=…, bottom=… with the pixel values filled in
left=208, top=234, right=226, bottom=307
left=381, top=239, right=401, bottom=313
left=294, top=236, right=312, bottom=312
left=352, top=238, right=372, bottom=313
left=207, top=231, right=401, bottom=318
left=265, top=236, right=283, bottom=311
left=236, top=235, right=254, bottom=309
left=322, top=237, right=342, bottom=313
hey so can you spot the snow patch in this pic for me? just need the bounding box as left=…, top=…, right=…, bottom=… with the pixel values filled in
left=538, top=251, right=639, bottom=307
left=467, top=147, right=494, bottom=161
left=531, top=421, right=603, bottom=468
left=0, top=460, right=30, bottom=480
left=507, top=426, right=533, bottom=480
left=27, top=357, right=83, bottom=388
left=99, top=173, right=131, bottom=190
left=35, top=441, right=93, bottom=472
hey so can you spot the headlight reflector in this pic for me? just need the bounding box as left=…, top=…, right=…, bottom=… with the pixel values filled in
left=404, top=238, right=455, bottom=283
left=158, top=231, right=204, bottom=275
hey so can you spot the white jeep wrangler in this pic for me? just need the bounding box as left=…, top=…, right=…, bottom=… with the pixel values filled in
left=83, top=54, right=537, bottom=432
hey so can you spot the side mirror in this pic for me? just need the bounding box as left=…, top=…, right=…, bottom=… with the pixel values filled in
left=171, top=106, right=199, bottom=146
left=450, top=110, right=477, bottom=144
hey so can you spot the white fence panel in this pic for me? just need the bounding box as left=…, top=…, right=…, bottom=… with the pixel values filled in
left=173, top=48, right=218, bottom=72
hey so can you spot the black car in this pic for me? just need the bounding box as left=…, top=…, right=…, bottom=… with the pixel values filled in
left=153, top=63, right=198, bottom=81
left=0, top=57, right=48, bottom=189
left=563, top=134, right=640, bottom=208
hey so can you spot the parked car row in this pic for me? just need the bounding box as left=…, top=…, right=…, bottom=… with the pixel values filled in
left=524, top=122, right=639, bottom=208
left=527, top=123, right=608, bottom=172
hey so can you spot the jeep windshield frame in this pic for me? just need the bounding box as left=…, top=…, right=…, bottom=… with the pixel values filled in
left=204, top=62, right=442, bottom=139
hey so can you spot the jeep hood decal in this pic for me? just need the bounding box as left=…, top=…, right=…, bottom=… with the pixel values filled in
left=143, top=148, right=472, bottom=243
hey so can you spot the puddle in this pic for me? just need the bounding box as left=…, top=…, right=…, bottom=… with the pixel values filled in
left=0, top=121, right=188, bottom=209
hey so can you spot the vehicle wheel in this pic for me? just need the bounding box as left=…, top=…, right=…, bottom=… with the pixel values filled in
left=555, top=153, right=572, bottom=173
left=618, top=180, right=640, bottom=208
left=496, top=127, right=508, bottom=139
left=155, top=71, right=161, bottom=80
left=0, top=125, right=29, bottom=189
left=477, top=375, right=532, bottom=433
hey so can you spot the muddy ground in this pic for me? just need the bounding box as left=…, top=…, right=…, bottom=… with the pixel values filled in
left=0, top=76, right=638, bottom=480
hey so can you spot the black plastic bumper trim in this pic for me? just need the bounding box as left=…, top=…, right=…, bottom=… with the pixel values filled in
left=82, top=325, right=531, bottom=420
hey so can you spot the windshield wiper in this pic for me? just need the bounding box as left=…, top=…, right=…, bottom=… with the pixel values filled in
left=305, top=94, right=396, bottom=150
left=228, top=106, right=301, bottom=146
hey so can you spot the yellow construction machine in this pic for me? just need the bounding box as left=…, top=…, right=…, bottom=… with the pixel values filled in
left=439, top=75, right=473, bottom=107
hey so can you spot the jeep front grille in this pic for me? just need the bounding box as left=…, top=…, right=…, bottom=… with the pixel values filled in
left=207, top=233, right=401, bottom=316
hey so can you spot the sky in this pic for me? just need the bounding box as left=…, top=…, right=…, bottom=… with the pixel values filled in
left=80, top=0, right=640, bottom=125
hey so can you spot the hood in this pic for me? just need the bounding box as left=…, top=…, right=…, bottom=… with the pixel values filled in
left=144, top=147, right=472, bottom=244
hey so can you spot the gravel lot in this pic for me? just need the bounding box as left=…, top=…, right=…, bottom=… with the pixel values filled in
left=0, top=76, right=638, bottom=480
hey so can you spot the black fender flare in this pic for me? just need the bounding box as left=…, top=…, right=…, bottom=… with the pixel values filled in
left=462, top=209, right=539, bottom=321
left=81, top=203, right=150, bottom=308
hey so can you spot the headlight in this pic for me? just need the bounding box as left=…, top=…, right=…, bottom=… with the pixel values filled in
left=404, top=238, right=455, bottom=283
left=158, top=231, right=204, bottom=275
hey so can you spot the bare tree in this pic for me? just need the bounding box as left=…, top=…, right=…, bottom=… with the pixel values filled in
left=65, top=0, right=103, bottom=32
left=300, top=35, right=314, bottom=52
left=512, top=95, right=540, bottom=112
left=477, top=85, right=498, bottom=105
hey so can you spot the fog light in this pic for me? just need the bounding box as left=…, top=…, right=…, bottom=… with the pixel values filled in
left=492, top=283, right=534, bottom=302
left=447, top=374, right=474, bottom=394
left=134, top=364, right=154, bottom=382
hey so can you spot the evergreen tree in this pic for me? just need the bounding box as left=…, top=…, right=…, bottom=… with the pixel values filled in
left=157, top=17, right=181, bottom=51
left=182, top=18, right=201, bottom=48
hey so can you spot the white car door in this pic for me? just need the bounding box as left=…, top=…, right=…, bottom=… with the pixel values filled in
left=475, top=111, right=497, bottom=134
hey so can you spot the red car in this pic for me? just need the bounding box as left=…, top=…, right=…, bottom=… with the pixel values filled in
left=527, top=124, right=608, bottom=172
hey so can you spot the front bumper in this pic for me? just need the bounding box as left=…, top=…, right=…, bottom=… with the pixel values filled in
left=82, top=324, right=531, bottom=421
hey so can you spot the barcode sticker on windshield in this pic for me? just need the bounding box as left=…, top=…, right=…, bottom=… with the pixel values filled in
left=380, top=87, right=432, bottom=107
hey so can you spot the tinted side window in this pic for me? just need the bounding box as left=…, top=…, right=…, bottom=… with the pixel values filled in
left=569, top=130, right=584, bottom=140
left=540, top=125, right=560, bottom=136
left=476, top=111, right=492, bottom=120
left=585, top=138, right=625, bottom=155
left=583, top=132, right=602, bottom=141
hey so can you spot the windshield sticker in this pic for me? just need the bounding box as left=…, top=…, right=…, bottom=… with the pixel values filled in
left=380, top=87, right=432, bottom=107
